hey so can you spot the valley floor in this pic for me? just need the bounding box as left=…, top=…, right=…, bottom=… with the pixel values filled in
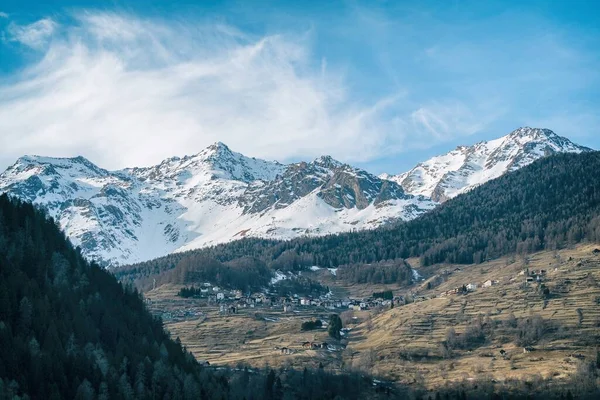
left=144, top=244, right=600, bottom=390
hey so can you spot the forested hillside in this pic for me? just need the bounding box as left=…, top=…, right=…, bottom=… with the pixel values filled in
left=116, top=151, right=600, bottom=286
left=0, top=194, right=221, bottom=398
left=0, top=195, right=399, bottom=399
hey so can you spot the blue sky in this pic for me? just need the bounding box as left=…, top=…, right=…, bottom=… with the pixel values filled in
left=0, top=0, right=598, bottom=174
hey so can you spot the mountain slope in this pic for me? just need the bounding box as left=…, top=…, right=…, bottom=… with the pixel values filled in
left=0, top=144, right=432, bottom=266
left=383, top=127, right=591, bottom=202
left=0, top=127, right=589, bottom=266
left=0, top=194, right=221, bottom=399
left=116, top=151, right=600, bottom=285
left=0, top=154, right=189, bottom=265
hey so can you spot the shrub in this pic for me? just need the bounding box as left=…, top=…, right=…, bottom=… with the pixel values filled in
left=301, top=320, right=322, bottom=331
left=515, top=315, right=547, bottom=347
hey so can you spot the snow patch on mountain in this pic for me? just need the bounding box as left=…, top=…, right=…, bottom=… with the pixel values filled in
left=383, top=127, right=591, bottom=202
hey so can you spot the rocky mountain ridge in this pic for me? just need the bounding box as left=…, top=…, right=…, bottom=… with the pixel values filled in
left=381, top=127, right=591, bottom=202
left=0, top=143, right=432, bottom=265
left=0, top=127, right=589, bottom=266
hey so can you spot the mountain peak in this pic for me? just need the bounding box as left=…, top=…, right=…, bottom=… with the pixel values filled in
left=386, top=126, right=591, bottom=202
left=196, top=141, right=234, bottom=161
left=15, top=154, right=92, bottom=165
left=207, top=141, right=232, bottom=153
left=313, top=155, right=344, bottom=169
left=506, top=126, right=556, bottom=141
left=503, top=126, right=591, bottom=153
left=6, top=154, right=107, bottom=179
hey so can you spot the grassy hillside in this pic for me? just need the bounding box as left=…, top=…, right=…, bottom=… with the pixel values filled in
left=150, top=246, right=600, bottom=398
left=346, top=245, right=600, bottom=388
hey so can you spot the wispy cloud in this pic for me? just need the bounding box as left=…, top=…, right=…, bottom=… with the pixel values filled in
left=0, top=11, right=487, bottom=171
left=0, top=12, right=9, bottom=19
left=6, top=18, right=57, bottom=49
left=411, top=102, right=501, bottom=142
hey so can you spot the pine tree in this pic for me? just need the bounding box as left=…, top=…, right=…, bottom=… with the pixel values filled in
left=328, top=314, right=343, bottom=340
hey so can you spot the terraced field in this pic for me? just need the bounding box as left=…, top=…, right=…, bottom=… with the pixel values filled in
left=141, top=286, right=348, bottom=371
left=347, top=245, right=600, bottom=386
left=166, top=308, right=342, bottom=368
left=144, top=244, right=600, bottom=389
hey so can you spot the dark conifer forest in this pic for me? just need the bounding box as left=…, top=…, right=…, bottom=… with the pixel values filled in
left=0, top=194, right=212, bottom=399
left=116, top=152, right=600, bottom=287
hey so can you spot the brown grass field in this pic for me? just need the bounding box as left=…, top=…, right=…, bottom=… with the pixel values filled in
left=144, top=244, right=600, bottom=389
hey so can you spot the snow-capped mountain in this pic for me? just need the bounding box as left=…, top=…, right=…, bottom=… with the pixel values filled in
left=0, top=127, right=590, bottom=266
left=0, top=143, right=433, bottom=266
left=382, top=127, right=591, bottom=202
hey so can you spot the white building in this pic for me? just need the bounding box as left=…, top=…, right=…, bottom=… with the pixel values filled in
left=216, top=292, right=225, bottom=301
left=466, top=283, right=477, bottom=291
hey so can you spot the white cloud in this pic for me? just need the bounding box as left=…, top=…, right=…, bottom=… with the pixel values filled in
left=0, top=12, right=487, bottom=171
left=0, top=12, right=9, bottom=19
left=6, top=18, right=57, bottom=49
